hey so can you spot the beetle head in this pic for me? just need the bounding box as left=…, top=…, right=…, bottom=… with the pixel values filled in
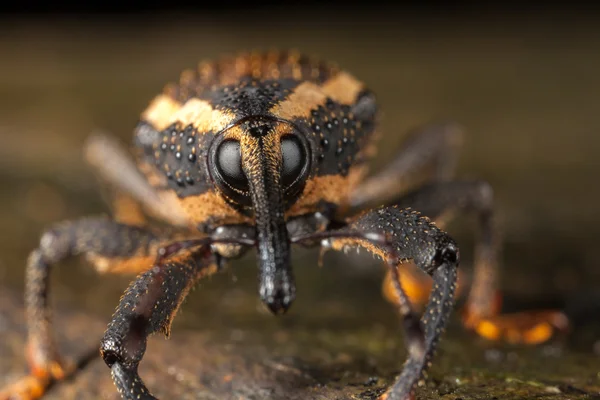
left=208, top=118, right=311, bottom=313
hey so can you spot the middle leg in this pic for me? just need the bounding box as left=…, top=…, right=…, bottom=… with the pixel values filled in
left=389, top=180, right=568, bottom=344
left=349, top=122, right=464, bottom=210
left=0, top=217, right=172, bottom=400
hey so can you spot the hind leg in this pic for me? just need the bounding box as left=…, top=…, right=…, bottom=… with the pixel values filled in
left=383, top=181, right=568, bottom=344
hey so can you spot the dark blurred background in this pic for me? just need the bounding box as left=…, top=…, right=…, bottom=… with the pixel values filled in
left=0, top=2, right=599, bottom=397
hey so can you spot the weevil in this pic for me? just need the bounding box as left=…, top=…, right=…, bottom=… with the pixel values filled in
left=1, top=50, right=568, bottom=400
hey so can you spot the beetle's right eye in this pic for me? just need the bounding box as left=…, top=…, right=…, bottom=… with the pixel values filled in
left=215, top=140, right=249, bottom=192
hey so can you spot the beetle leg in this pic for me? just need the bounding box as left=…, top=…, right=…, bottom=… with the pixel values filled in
left=84, top=132, right=189, bottom=227
left=0, top=217, right=168, bottom=400
left=387, top=180, right=568, bottom=344
left=382, top=262, right=467, bottom=314
left=107, top=189, right=149, bottom=227
left=100, top=245, right=218, bottom=400
left=349, top=122, right=463, bottom=210
left=295, top=206, right=459, bottom=400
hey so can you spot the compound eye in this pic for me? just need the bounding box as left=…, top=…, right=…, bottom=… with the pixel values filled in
left=215, top=140, right=249, bottom=192
left=281, top=135, right=306, bottom=188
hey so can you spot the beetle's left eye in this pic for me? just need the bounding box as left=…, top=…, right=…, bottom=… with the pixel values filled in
left=215, top=140, right=249, bottom=192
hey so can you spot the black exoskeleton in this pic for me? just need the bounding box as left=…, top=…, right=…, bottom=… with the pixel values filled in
left=0, top=50, right=567, bottom=400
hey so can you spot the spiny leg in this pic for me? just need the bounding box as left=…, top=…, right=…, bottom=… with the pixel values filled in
left=100, top=246, right=219, bottom=400
left=347, top=122, right=464, bottom=311
left=298, top=206, right=459, bottom=400
left=379, top=180, right=493, bottom=315
left=389, top=181, right=568, bottom=344
left=384, top=253, right=427, bottom=361
left=382, top=262, right=466, bottom=314
left=0, top=217, right=165, bottom=400
left=349, top=122, right=463, bottom=210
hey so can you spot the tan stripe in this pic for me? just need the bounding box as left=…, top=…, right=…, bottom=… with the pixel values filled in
left=174, top=98, right=235, bottom=132
left=269, top=81, right=328, bottom=120
left=141, top=95, right=182, bottom=131
left=321, top=71, right=364, bottom=104
left=141, top=95, right=235, bottom=133
left=270, top=72, right=364, bottom=120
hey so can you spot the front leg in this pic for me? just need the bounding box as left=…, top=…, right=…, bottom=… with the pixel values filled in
left=299, top=206, right=459, bottom=400
left=0, top=217, right=165, bottom=400
left=100, top=243, right=225, bottom=400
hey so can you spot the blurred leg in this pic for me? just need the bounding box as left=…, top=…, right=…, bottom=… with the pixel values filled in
left=349, top=122, right=463, bottom=210
left=386, top=180, right=568, bottom=344
left=0, top=217, right=165, bottom=400
left=84, top=132, right=188, bottom=227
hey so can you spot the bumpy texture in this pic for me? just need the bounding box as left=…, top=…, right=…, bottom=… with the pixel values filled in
left=133, top=50, right=378, bottom=229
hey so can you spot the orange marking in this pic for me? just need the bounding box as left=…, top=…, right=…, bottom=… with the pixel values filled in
left=0, top=376, right=47, bottom=400
left=321, top=71, right=364, bottom=104
left=141, top=95, right=235, bottom=133
left=30, top=360, right=65, bottom=381
left=383, top=264, right=466, bottom=311
left=465, top=309, right=566, bottom=344
left=287, top=166, right=367, bottom=216
left=378, top=391, right=415, bottom=400
left=269, top=72, right=365, bottom=120
left=523, top=322, right=553, bottom=345
left=177, top=190, right=251, bottom=227
left=462, top=291, right=502, bottom=329
left=269, top=81, right=327, bottom=119
left=475, top=320, right=502, bottom=341
left=87, top=253, right=156, bottom=274
left=29, top=379, right=45, bottom=399
left=382, top=265, right=431, bottom=309
left=5, top=346, right=68, bottom=400
left=112, top=193, right=146, bottom=226
left=141, top=95, right=182, bottom=131
left=26, top=342, right=50, bottom=380
left=48, top=361, right=67, bottom=380
left=172, top=98, right=235, bottom=133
